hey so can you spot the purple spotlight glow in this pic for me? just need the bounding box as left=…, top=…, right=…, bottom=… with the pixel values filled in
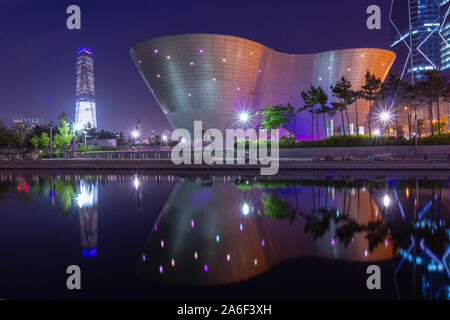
left=154, top=224, right=157, bottom=231
left=258, top=69, right=262, bottom=73
left=154, top=49, right=158, bottom=54
left=77, top=47, right=92, bottom=55
left=82, top=247, right=96, bottom=257
left=199, top=49, right=204, bottom=53
left=364, top=250, right=368, bottom=257
left=160, top=240, right=164, bottom=248
left=385, top=239, right=388, bottom=247
left=226, top=254, right=230, bottom=261
left=188, top=93, right=192, bottom=97
left=204, top=264, right=208, bottom=272
left=331, top=237, right=335, bottom=246
left=190, top=219, right=195, bottom=228
left=159, top=265, right=163, bottom=273
left=261, top=239, right=265, bottom=247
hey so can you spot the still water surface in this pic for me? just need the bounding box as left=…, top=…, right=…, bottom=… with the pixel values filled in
left=0, top=170, right=449, bottom=300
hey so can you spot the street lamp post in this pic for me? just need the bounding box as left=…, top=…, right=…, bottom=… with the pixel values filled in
left=49, top=125, right=53, bottom=159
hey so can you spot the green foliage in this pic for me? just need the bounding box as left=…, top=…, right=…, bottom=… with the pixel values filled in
left=256, top=104, right=294, bottom=130
left=39, top=132, right=50, bottom=149
left=30, top=135, right=39, bottom=150
left=53, top=114, right=74, bottom=153
left=260, top=192, right=296, bottom=222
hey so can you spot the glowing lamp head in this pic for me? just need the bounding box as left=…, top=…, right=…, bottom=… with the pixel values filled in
left=162, top=135, right=168, bottom=141
left=239, top=112, right=249, bottom=123
left=74, top=123, right=84, bottom=131
left=380, top=112, right=391, bottom=122
left=374, top=129, right=381, bottom=137
left=242, top=203, right=250, bottom=215
left=383, top=194, right=391, bottom=207
left=131, top=130, right=140, bottom=139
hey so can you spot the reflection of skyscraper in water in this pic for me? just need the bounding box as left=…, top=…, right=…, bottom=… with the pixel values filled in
left=76, top=180, right=98, bottom=257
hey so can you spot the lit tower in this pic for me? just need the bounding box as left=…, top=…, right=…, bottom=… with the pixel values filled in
left=75, top=47, right=97, bottom=128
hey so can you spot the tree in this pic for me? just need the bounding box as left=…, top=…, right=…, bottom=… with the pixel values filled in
left=380, top=72, right=401, bottom=135
left=420, top=71, right=449, bottom=135
left=417, top=119, right=425, bottom=137
left=0, top=122, right=13, bottom=148
left=256, top=104, right=294, bottom=130
left=331, top=77, right=353, bottom=136
left=315, top=87, right=331, bottom=139
left=301, top=87, right=317, bottom=141
left=361, top=71, right=382, bottom=137
left=53, top=114, right=74, bottom=153
left=10, top=123, right=27, bottom=149
left=398, top=80, right=419, bottom=139
left=39, top=132, right=50, bottom=150
left=30, top=135, right=39, bottom=151
left=350, top=90, right=362, bottom=136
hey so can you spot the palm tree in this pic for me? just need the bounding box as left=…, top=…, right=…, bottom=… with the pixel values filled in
left=361, top=71, right=382, bottom=137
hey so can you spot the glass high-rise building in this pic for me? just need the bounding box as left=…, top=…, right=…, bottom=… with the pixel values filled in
left=441, top=0, right=450, bottom=71
left=390, top=0, right=450, bottom=81
left=75, top=47, right=97, bottom=129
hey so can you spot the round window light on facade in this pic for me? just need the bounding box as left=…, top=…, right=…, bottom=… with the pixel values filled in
left=154, top=49, right=158, bottom=54
left=199, top=49, right=204, bottom=54
left=166, top=56, right=171, bottom=60
left=190, top=62, right=194, bottom=66
left=319, top=77, right=322, bottom=81
left=188, top=93, right=192, bottom=97
left=222, top=58, right=226, bottom=62
left=156, top=74, right=160, bottom=78
left=347, top=68, right=351, bottom=72
left=250, top=51, right=254, bottom=55
left=212, top=78, right=216, bottom=81
left=328, top=66, right=331, bottom=70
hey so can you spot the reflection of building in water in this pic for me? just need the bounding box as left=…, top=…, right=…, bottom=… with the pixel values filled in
left=372, top=185, right=450, bottom=300
left=76, top=180, right=98, bottom=257
left=137, top=180, right=394, bottom=286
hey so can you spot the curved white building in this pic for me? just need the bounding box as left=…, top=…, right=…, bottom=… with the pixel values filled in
left=130, top=34, right=395, bottom=138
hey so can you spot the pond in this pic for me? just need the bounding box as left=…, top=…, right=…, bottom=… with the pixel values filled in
left=0, top=170, right=448, bottom=300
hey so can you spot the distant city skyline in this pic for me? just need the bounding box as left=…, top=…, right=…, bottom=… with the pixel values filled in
left=1, top=0, right=390, bottom=133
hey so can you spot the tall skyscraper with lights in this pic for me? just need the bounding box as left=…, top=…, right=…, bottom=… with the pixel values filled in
left=441, top=1, right=450, bottom=71
left=390, top=0, right=450, bottom=81
left=75, top=47, right=97, bottom=128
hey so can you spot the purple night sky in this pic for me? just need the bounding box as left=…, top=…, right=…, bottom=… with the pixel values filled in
left=0, top=0, right=390, bottom=133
